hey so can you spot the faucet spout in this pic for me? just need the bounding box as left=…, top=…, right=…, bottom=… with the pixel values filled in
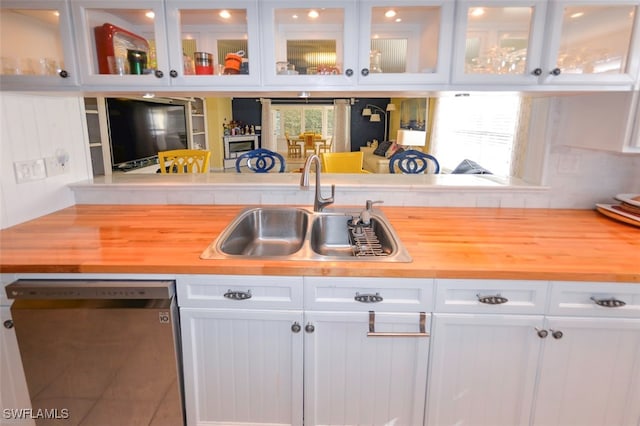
left=300, top=154, right=335, bottom=212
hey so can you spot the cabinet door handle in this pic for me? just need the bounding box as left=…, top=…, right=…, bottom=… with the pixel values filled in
left=354, top=292, right=383, bottom=303
left=550, top=67, right=561, bottom=76
left=535, top=327, right=548, bottom=338
left=305, top=323, right=315, bottom=333
left=550, top=329, right=563, bottom=339
left=361, top=68, right=370, bottom=76
left=169, top=69, right=178, bottom=78
left=154, top=70, right=164, bottom=78
left=531, top=68, right=542, bottom=76
left=367, top=311, right=429, bottom=337
left=58, top=69, right=69, bottom=78
left=3, top=320, right=13, bottom=329
left=477, top=294, right=508, bottom=305
left=345, top=68, right=354, bottom=77
left=291, top=322, right=301, bottom=333
left=223, top=289, right=252, bottom=300
left=590, top=296, right=626, bottom=308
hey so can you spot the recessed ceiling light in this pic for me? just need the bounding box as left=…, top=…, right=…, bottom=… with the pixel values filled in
left=219, top=10, right=231, bottom=19
left=570, top=12, right=584, bottom=19
left=395, top=18, right=402, bottom=23
left=385, top=10, right=396, bottom=18
left=53, top=11, right=60, bottom=17
left=142, top=93, right=155, bottom=99
left=145, top=11, right=155, bottom=19
left=308, top=10, right=319, bottom=19
left=469, top=7, right=485, bottom=17
left=299, top=91, right=311, bottom=98
left=292, top=14, right=299, bottom=19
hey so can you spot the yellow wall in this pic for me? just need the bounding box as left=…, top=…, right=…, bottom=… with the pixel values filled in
left=205, top=97, right=232, bottom=170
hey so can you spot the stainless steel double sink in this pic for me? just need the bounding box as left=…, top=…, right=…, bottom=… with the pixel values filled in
left=200, top=206, right=412, bottom=262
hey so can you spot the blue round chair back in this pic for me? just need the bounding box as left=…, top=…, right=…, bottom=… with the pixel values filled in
left=389, top=149, right=440, bottom=174
left=235, top=148, right=286, bottom=173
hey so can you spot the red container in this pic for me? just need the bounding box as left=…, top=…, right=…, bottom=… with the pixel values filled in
left=194, top=52, right=213, bottom=75
left=94, top=23, right=149, bottom=75
left=224, top=53, right=242, bottom=72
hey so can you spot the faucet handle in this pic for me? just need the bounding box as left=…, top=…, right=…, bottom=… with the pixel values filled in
left=365, top=200, right=384, bottom=210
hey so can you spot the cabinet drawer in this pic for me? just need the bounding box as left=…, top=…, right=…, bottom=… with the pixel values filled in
left=435, top=279, right=549, bottom=314
left=176, top=275, right=303, bottom=309
left=303, top=277, right=434, bottom=312
left=548, top=282, right=640, bottom=318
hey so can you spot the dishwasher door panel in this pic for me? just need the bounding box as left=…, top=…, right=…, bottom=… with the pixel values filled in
left=10, top=298, right=184, bottom=426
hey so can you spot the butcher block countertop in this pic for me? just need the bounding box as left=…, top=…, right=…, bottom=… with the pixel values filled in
left=0, top=205, right=638, bottom=283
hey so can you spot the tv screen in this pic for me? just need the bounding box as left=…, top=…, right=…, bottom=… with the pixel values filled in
left=107, top=98, right=188, bottom=169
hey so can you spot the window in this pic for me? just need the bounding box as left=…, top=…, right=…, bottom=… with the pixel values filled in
left=273, top=104, right=334, bottom=138
left=430, top=94, right=522, bottom=176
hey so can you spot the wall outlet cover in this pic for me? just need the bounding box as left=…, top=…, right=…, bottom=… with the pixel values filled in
left=45, top=156, right=65, bottom=176
left=14, top=159, right=46, bottom=183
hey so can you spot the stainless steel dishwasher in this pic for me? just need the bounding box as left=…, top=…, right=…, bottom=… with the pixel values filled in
left=5, top=279, right=184, bottom=426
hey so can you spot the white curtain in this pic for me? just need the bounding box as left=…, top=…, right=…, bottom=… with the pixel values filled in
left=333, top=99, right=351, bottom=152
left=260, top=98, right=276, bottom=151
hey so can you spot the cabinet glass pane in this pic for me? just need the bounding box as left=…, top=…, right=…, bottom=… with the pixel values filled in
left=0, top=9, right=65, bottom=76
left=557, top=6, right=636, bottom=74
left=464, top=7, right=533, bottom=75
left=179, top=9, right=250, bottom=76
left=83, top=8, right=157, bottom=75
left=370, top=6, right=442, bottom=74
left=273, top=8, right=344, bottom=75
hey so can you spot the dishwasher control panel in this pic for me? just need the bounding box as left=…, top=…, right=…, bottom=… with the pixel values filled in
left=5, top=279, right=175, bottom=300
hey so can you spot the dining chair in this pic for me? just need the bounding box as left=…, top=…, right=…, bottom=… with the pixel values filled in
left=158, top=149, right=211, bottom=173
left=389, top=149, right=440, bottom=174
left=286, top=133, right=302, bottom=158
left=235, top=148, right=286, bottom=173
left=320, top=151, right=370, bottom=173
left=317, top=136, right=332, bottom=154
left=303, top=133, right=318, bottom=156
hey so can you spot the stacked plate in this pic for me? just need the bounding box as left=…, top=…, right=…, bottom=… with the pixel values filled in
left=596, top=194, right=640, bottom=227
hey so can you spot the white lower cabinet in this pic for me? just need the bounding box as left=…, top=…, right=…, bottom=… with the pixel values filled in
left=532, top=316, right=640, bottom=426
left=180, top=308, right=304, bottom=425
left=304, top=311, right=430, bottom=426
left=426, top=313, right=544, bottom=426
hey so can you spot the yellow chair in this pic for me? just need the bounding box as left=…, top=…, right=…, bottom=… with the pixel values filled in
left=320, top=151, right=371, bottom=174
left=158, top=149, right=211, bottom=173
left=317, top=136, right=332, bottom=154
left=285, top=133, right=302, bottom=158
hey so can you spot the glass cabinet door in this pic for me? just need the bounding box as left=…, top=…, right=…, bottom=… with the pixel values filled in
left=0, top=0, right=78, bottom=88
left=260, top=1, right=358, bottom=87
left=357, top=1, right=455, bottom=86
left=542, top=1, right=640, bottom=85
left=164, top=0, right=260, bottom=87
left=452, top=1, right=548, bottom=85
left=71, top=0, right=170, bottom=87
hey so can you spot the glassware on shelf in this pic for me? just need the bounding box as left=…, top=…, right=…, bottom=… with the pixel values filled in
left=369, top=50, right=382, bottom=73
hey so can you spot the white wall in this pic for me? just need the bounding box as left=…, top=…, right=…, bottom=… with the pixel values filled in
left=0, top=93, right=92, bottom=229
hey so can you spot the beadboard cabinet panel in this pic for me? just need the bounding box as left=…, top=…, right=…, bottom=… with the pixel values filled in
left=533, top=317, right=640, bottom=426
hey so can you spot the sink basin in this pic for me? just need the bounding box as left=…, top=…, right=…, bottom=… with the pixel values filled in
left=201, top=206, right=411, bottom=262
left=310, top=214, right=397, bottom=258
left=216, top=207, right=308, bottom=256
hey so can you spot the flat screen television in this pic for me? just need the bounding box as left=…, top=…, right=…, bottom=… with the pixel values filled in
left=107, top=98, right=188, bottom=169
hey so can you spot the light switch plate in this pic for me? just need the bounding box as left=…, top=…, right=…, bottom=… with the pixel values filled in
left=14, top=159, right=46, bottom=183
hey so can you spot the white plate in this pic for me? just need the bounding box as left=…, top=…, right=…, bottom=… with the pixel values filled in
left=596, top=203, right=640, bottom=227
left=615, top=193, right=640, bottom=207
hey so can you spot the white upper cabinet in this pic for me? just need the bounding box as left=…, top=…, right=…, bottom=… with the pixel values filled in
left=71, top=0, right=171, bottom=88
left=164, top=0, right=261, bottom=87
left=452, top=0, right=640, bottom=88
left=0, top=0, right=79, bottom=89
left=356, top=1, right=455, bottom=86
left=260, top=0, right=359, bottom=88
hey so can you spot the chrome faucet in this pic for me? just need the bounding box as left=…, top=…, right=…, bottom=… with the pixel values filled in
left=300, top=154, right=335, bottom=212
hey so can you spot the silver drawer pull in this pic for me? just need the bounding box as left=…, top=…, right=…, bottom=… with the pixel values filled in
left=477, top=293, right=508, bottom=305
left=590, top=297, right=626, bottom=308
left=367, top=311, right=429, bottom=338
left=224, top=289, right=252, bottom=300
left=355, top=292, right=383, bottom=303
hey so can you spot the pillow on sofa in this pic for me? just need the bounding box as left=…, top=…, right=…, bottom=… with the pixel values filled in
left=373, top=140, right=392, bottom=156
left=385, top=144, right=404, bottom=159
left=452, top=159, right=492, bottom=174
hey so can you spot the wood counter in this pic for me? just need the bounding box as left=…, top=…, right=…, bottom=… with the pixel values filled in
left=0, top=205, right=638, bottom=282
